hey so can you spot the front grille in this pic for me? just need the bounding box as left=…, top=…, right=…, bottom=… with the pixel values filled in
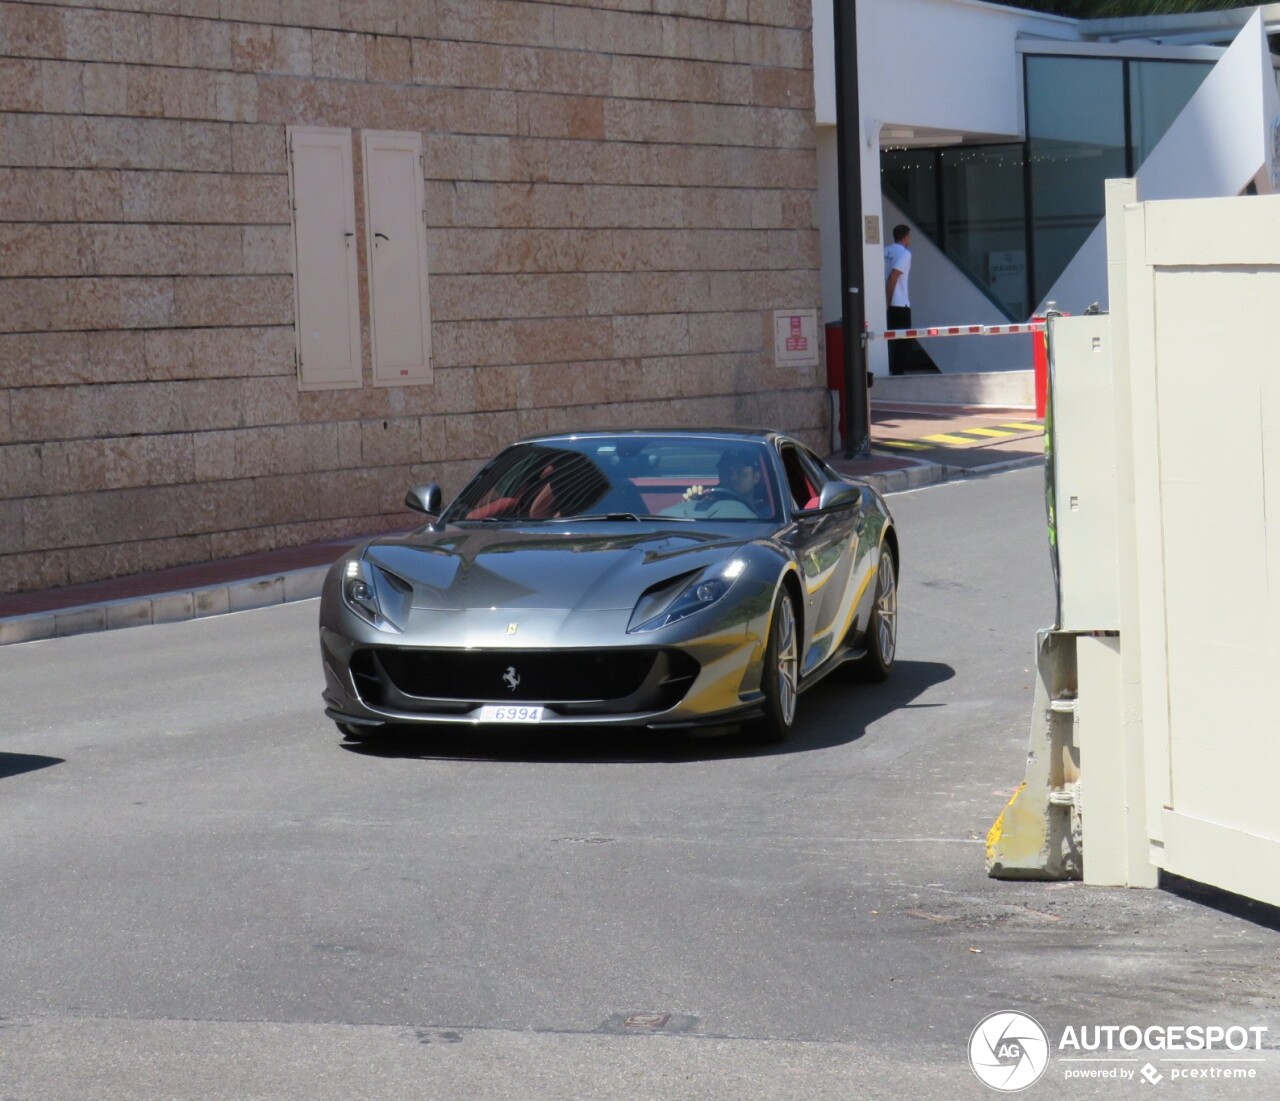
left=351, top=647, right=699, bottom=712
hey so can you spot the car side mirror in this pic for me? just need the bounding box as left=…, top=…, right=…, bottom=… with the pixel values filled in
left=814, top=480, right=862, bottom=512
left=404, top=482, right=443, bottom=516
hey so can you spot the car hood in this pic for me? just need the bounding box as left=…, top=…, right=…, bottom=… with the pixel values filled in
left=363, top=524, right=755, bottom=613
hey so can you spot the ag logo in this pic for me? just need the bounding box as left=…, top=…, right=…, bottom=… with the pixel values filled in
left=969, top=1011, right=1050, bottom=1092
left=502, top=666, right=521, bottom=692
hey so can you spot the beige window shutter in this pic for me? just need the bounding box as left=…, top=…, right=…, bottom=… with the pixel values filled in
left=361, top=130, right=434, bottom=387
left=287, top=127, right=363, bottom=391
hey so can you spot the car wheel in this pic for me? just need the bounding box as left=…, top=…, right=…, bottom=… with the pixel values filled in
left=752, top=589, right=799, bottom=743
left=856, top=546, right=897, bottom=681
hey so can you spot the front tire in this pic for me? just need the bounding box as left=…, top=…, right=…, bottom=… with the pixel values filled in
left=856, top=546, right=897, bottom=681
left=751, top=589, right=799, bottom=743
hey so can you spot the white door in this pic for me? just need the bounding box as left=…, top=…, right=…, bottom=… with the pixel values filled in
left=361, top=131, right=433, bottom=387
left=287, top=127, right=362, bottom=391
left=1125, top=194, right=1280, bottom=907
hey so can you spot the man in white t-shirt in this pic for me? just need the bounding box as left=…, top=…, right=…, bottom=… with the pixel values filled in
left=884, top=224, right=912, bottom=375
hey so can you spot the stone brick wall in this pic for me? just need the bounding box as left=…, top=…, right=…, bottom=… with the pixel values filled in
left=0, top=0, right=825, bottom=596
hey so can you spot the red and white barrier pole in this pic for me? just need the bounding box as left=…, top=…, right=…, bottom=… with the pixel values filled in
left=875, top=322, right=1046, bottom=340
left=867, top=321, right=1050, bottom=416
left=1031, top=316, right=1048, bottom=419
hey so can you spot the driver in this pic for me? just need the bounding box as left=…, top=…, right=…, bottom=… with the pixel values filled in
left=678, top=448, right=770, bottom=517
left=717, top=449, right=761, bottom=501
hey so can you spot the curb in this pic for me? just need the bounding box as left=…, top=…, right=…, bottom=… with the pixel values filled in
left=0, top=564, right=330, bottom=647
left=855, top=452, right=1042, bottom=496
left=859, top=460, right=963, bottom=495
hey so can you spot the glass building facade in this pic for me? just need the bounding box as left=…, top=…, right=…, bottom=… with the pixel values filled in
left=882, top=53, right=1212, bottom=319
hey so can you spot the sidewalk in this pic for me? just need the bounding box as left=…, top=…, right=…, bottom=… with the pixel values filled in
left=0, top=404, right=1044, bottom=645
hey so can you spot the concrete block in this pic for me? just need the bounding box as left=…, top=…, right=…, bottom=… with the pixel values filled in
left=0, top=499, right=25, bottom=553
left=143, top=326, right=293, bottom=382
left=0, top=614, right=55, bottom=646
left=359, top=417, right=421, bottom=467
left=283, top=566, right=326, bottom=603
left=177, top=16, right=233, bottom=70
left=194, top=587, right=230, bottom=618
left=63, top=9, right=152, bottom=64
left=366, top=35, right=411, bottom=83
left=172, top=224, right=237, bottom=276
left=208, top=526, right=274, bottom=560
left=313, top=30, right=366, bottom=80
left=172, top=275, right=292, bottom=328
left=254, top=472, right=320, bottom=525
left=72, top=170, right=124, bottom=221
left=239, top=375, right=298, bottom=428
left=54, top=606, right=106, bottom=637
left=0, top=445, right=42, bottom=499
left=872, top=370, right=1036, bottom=409
left=511, top=317, right=613, bottom=365
left=192, top=432, right=237, bottom=482
left=106, top=599, right=153, bottom=631
left=0, top=6, right=65, bottom=57
left=231, top=123, right=287, bottom=173
left=241, top=225, right=290, bottom=274
left=1, top=168, right=52, bottom=227
left=152, top=591, right=194, bottom=624
left=228, top=575, right=283, bottom=612
left=0, top=59, right=42, bottom=112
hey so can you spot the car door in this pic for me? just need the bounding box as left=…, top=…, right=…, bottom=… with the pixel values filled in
left=777, top=442, right=864, bottom=676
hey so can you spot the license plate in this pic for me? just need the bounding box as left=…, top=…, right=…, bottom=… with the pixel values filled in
left=478, top=705, right=544, bottom=724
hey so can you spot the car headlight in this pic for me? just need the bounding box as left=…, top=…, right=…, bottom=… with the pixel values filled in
left=628, top=559, right=745, bottom=633
left=342, top=559, right=404, bottom=633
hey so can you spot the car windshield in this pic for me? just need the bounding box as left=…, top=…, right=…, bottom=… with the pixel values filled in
left=445, top=437, right=781, bottom=524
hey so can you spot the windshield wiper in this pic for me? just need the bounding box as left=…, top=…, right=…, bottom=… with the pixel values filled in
left=548, top=513, right=694, bottom=523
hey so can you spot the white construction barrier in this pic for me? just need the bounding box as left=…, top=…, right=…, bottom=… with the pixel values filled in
left=990, top=176, right=1280, bottom=908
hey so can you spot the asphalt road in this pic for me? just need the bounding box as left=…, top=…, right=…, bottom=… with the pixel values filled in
left=2, top=467, right=1277, bottom=1100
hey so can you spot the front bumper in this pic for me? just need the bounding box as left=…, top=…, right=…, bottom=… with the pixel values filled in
left=320, top=626, right=767, bottom=731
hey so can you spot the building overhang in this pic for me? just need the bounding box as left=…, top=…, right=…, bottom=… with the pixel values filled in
left=1079, top=3, right=1280, bottom=47
left=877, top=125, right=1019, bottom=149
left=1017, top=37, right=1225, bottom=64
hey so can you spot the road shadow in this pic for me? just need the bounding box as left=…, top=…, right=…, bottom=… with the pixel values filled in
left=0, top=753, right=64, bottom=780
left=338, top=659, right=955, bottom=765
left=1160, top=872, right=1280, bottom=933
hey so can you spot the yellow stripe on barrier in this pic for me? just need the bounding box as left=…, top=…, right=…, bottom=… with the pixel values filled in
left=1001, top=421, right=1044, bottom=432
left=962, top=427, right=1021, bottom=439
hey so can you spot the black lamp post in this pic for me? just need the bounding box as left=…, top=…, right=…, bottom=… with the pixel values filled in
left=832, top=0, right=870, bottom=458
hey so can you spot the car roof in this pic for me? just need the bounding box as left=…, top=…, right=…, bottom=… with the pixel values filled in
left=513, top=428, right=789, bottom=447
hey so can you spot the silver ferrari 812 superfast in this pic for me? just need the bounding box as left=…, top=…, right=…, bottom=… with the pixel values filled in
left=319, top=429, right=898, bottom=742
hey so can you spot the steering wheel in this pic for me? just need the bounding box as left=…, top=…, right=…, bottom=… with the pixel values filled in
left=694, top=486, right=753, bottom=511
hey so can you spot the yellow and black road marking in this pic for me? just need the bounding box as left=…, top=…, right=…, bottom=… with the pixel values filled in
left=875, top=421, right=1043, bottom=452
left=876, top=439, right=932, bottom=451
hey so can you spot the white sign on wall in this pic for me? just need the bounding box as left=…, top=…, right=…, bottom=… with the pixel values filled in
left=774, top=309, right=820, bottom=368
left=988, top=250, right=1026, bottom=306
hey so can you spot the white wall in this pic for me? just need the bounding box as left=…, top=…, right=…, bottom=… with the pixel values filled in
left=814, top=0, right=1076, bottom=373
left=1043, top=11, right=1280, bottom=314
left=815, top=0, right=1076, bottom=130
left=854, top=0, right=1073, bottom=136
